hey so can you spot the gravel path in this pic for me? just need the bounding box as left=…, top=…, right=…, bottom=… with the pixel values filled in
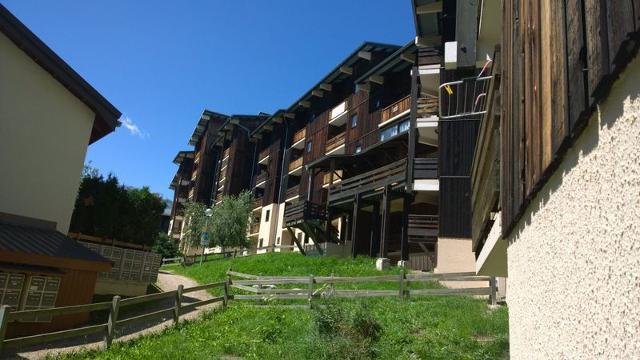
left=8, top=271, right=219, bottom=360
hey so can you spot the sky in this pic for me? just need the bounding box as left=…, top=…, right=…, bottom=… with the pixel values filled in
left=2, top=0, right=414, bottom=200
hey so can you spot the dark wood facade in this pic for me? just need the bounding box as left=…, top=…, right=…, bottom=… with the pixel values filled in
left=498, top=0, right=639, bottom=237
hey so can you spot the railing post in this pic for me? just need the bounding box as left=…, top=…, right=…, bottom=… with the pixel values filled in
left=105, top=295, right=120, bottom=348
left=308, top=275, right=315, bottom=309
left=489, top=277, right=497, bottom=305
left=0, top=305, right=10, bottom=354
left=399, top=270, right=405, bottom=300
left=174, top=285, right=183, bottom=323
left=223, top=280, right=229, bottom=308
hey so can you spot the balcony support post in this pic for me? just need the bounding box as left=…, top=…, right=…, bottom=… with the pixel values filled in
left=306, top=168, right=314, bottom=202
left=400, top=193, right=413, bottom=262
left=351, top=193, right=361, bottom=258
left=379, top=184, right=392, bottom=257
left=407, top=66, right=419, bottom=192
left=324, top=159, right=336, bottom=237
left=369, top=201, right=381, bottom=257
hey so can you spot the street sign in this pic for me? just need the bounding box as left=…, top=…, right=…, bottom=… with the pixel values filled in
left=200, top=232, right=210, bottom=247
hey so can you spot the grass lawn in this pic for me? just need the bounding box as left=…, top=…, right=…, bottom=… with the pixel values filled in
left=58, top=253, right=509, bottom=359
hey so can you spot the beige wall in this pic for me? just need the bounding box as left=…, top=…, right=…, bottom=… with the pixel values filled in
left=506, top=56, right=640, bottom=358
left=256, top=203, right=278, bottom=253
left=435, top=237, right=476, bottom=273
left=0, top=32, right=95, bottom=233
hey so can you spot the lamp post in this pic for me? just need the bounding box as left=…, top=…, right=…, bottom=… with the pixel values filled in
left=200, top=207, right=213, bottom=265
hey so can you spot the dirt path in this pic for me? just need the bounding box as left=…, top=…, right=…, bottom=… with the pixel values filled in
left=9, top=271, right=219, bottom=360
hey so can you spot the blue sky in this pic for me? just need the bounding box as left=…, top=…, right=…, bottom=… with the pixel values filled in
left=2, top=1, right=414, bottom=200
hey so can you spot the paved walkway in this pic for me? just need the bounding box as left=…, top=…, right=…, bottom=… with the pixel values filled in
left=9, top=271, right=218, bottom=360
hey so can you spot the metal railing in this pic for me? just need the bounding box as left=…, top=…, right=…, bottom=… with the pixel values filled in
left=439, top=75, right=492, bottom=119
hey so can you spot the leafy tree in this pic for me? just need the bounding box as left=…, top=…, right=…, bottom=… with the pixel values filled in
left=152, top=233, right=181, bottom=259
left=210, top=190, right=253, bottom=249
left=69, top=167, right=165, bottom=246
left=182, top=201, right=208, bottom=249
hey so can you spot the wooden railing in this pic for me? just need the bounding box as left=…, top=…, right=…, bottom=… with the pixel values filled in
left=283, top=201, right=326, bottom=226
left=325, top=132, right=345, bottom=153
left=292, top=128, right=306, bottom=144
left=258, top=148, right=270, bottom=162
left=227, top=270, right=497, bottom=305
left=323, top=170, right=343, bottom=185
left=0, top=281, right=229, bottom=353
left=381, top=95, right=411, bottom=124
left=222, top=147, right=230, bottom=159
left=285, top=185, right=300, bottom=200
left=249, top=222, right=260, bottom=235
left=215, top=192, right=223, bottom=203
left=328, top=158, right=407, bottom=204
left=253, top=197, right=263, bottom=209
left=413, top=158, right=438, bottom=179
left=254, top=171, right=267, bottom=186
left=417, top=46, right=442, bottom=66
left=417, top=97, right=439, bottom=118
left=408, top=215, right=439, bottom=243
left=288, top=156, right=303, bottom=172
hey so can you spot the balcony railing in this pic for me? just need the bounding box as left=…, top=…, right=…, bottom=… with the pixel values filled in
left=325, top=132, right=346, bottom=154
left=249, top=222, right=260, bottom=235
left=328, top=158, right=407, bottom=205
left=222, top=147, right=230, bottom=159
left=253, top=197, right=263, bottom=209
left=285, top=185, right=300, bottom=200
left=413, top=158, right=438, bottom=179
left=292, top=128, right=306, bottom=145
left=417, top=97, right=439, bottom=118
left=258, top=148, right=270, bottom=163
left=289, top=156, right=303, bottom=172
left=407, top=215, right=439, bottom=243
left=381, top=95, right=411, bottom=124
left=417, top=46, right=442, bottom=67
left=215, top=193, right=223, bottom=203
left=283, top=201, right=326, bottom=227
left=323, top=170, right=343, bottom=186
left=254, top=171, right=267, bottom=186
left=439, top=75, right=492, bottom=119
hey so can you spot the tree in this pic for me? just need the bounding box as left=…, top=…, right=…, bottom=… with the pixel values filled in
left=182, top=201, right=207, bottom=249
left=152, top=233, right=181, bottom=259
left=210, top=191, right=253, bottom=249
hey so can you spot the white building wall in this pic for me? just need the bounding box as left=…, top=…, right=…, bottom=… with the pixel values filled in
left=506, top=56, right=640, bottom=359
left=0, top=32, right=95, bottom=233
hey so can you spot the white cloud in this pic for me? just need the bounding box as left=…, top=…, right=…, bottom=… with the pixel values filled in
left=119, top=116, right=149, bottom=139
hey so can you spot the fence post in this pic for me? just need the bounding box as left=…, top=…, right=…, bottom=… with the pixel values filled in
left=399, top=269, right=406, bottom=300
left=174, top=285, right=183, bottom=323
left=223, top=280, right=229, bottom=308
left=308, top=275, right=315, bottom=309
left=489, top=276, right=497, bottom=305
left=105, top=295, right=121, bottom=348
left=330, top=273, right=335, bottom=297
left=0, top=305, right=10, bottom=354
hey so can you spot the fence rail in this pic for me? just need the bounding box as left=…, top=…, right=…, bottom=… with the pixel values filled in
left=0, top=281, right=228, bottom=353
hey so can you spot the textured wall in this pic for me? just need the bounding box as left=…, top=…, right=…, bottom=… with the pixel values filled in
left=507, top=56, right=640, bottom=359
left=0, top=33, right=94, bottom=233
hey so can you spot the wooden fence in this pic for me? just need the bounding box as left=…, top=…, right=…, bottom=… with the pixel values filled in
left=0, top=281, right=229, bottom=353
left=226, top=270, right=497, bottom=307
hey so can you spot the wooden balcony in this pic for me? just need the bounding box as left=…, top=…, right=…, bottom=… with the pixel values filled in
left=285, top=185, right=300, bottom=201
left=413, top=158, right=438, bottom=179
left=253, top=197, right=263, bottom=209
left=417, top=97, right=439, bottom=118
left=325, top=132, right=345, bottom=154
left=249, top=222, right=260, bottom=235
left=328, top=158, right=407, bottom=205
left=417, top=46, right=442, bottom=67
left=381, top=95, right=411, bottom=125
left=292, top=128, right=306, bottom=146
left=214, top=193, right=223, bottom=204
left=254, top=171, right=267, bottom=187
left=329, top=100, right=349, bottom=125
left=288, top=156, right=303, bottom=173
left=284, top=201, right=326, bottom=227
left=222, top=147, right=230, bottom=159
left=323, top=170, right=343, bottom=187
left=408, top=215, right=438, bottom=243
left=258, top=148, right=270, bottom=164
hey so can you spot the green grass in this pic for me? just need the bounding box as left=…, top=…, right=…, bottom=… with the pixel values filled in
left=57, top=253, right=509, bottom=359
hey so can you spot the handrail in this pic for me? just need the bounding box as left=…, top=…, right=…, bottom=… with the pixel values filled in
left=292, top=128, right=306, bottom=144
left=325, top=132, right=346, bottom=153
left=288, top=156, right=303, bottom=172
left=381, top=95, right=411, bottom=123
left=328, top=158, right=407, bottom=202
left=258, top=148, right=270, bottom=162
left=439, top=75, right=493, bottom=119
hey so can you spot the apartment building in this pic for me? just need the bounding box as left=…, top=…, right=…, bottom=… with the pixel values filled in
left=167, top=150, right=194, bottom=241
left=434, top=0, right=640, bottom=358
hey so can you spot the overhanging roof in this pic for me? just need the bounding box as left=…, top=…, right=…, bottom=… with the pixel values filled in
left=0, top=222, right=112, bottom=272
left=172, top=150, right=195, bottom=165
left=0, top=4, right=121, bottom=144
left=355, top=40, right=416, bottom=84
left=189, top=110, right=228, bottom=146
left=412, top=0, right=442, bottom=40
left=284, top=42, right=400, bottom=114
left=250, top=109, right=285, bottom=138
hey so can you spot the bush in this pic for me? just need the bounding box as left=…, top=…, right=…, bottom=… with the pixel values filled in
left=152, top=233, right=181, bottom=259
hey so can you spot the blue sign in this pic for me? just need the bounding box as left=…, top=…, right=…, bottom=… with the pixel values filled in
left=200, top=232, right=210, bottom=246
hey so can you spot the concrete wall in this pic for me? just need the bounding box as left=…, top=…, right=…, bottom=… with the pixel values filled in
left=506, top=56, right=640, bottom=358
left=0, top=32, right=94, bottom=233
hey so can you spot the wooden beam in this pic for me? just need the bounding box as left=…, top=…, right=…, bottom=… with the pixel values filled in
left=339, top=66, right=353, bottom=75
left=369, top=74, right=384, bottom=85
left=319, top=83, right=332, bottom=91
left=298, top=100, right=311, bottom=108
left=369, top=201, right=381, bottom=257
left=358, top=51, right=372, bottom=60
left=416, top=2, right=442, bottom=15
left=400, top=194, right=411, bottom=261
left=311, top=89, right=324, bottom=98
left=379, top=185, right=391, bottom=257
left=357, top=83, right=371, bottom=93
left=400, top=52, right=415, bottom=63
left=351, top=194, right=361, bottom=258
left=272, top=116, right=283, bottom=124
left=230, top=118, right=239, bottom=124
left=263, top=124, right=273, bottom=131
left=284, top=112, right=295, bottom=119
left=415, top=35, right=442, bottom=47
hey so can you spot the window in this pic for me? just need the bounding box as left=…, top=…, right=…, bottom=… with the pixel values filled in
left=306, top=141, right=313, bottom=153
left=276, top=237, right=281, bottom=245
left=380, top=119, right=410, bottom=142
left=258, top=238, right=263, bottom=248
left=350, top=114, right=358, bottom=128
left=264, top=210, right=270, bottom=222
left=355, top=144, right=362, bottom=153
